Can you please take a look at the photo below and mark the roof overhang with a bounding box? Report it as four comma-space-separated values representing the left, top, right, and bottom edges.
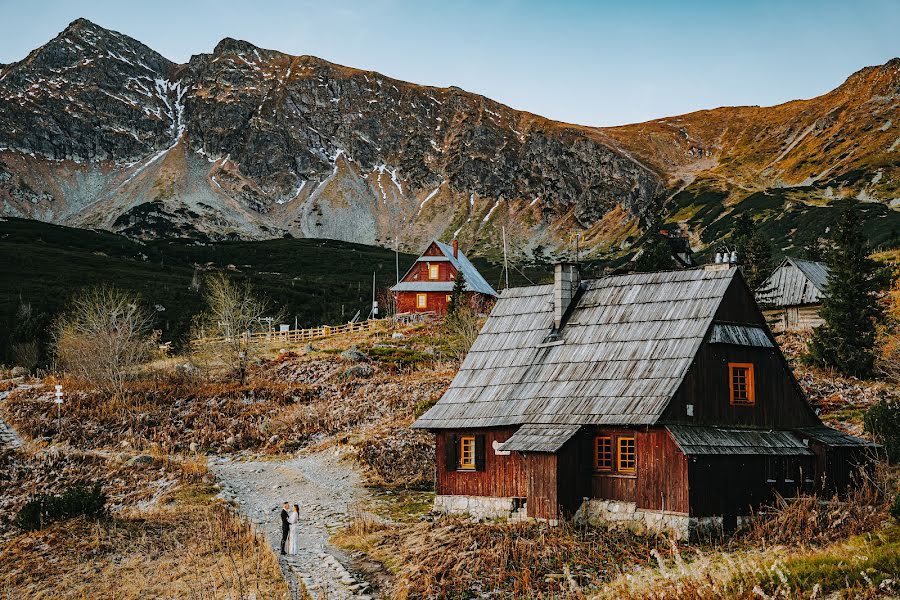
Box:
667, 425, 814, 456
497, 424, 581, 453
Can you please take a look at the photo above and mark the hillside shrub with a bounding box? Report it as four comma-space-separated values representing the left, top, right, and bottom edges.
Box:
14, 482, 107, 531
53, 286, 158, 395
865, 398, 900, 463
891, 493, 900, 522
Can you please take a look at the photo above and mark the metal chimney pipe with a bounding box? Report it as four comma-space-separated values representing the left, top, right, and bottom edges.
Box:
730, 250, 738, 264
554, 262, 580, 330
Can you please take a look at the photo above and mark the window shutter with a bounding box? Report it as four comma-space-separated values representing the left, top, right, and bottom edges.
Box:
474, 434, 486, 472
446, 434, 458, 471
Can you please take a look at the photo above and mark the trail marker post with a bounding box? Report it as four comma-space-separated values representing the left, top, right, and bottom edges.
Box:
54, 384, 63, 434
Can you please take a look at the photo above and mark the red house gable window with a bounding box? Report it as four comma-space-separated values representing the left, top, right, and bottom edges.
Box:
729, 362, 755, 406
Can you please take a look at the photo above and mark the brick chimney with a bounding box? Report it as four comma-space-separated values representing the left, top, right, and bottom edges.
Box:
452, 238, 459, 259
554, 262, 580, 330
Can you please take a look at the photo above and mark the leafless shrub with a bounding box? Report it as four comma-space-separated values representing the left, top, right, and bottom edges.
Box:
52, 286, 158, 396
442, 300, 482, 359
191, 273, 273, 382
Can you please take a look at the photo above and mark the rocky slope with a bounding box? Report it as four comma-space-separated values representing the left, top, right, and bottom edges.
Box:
0, 19, 659, 257
1, 18, 897, 258
603, 59, 900, 253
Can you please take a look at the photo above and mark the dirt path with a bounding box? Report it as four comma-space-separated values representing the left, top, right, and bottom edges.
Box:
0, 384, 28, 449
209, 449, 378, 600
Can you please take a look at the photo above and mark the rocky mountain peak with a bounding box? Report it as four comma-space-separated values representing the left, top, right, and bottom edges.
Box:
212, 37, 266, 57
0, 21, 896, 259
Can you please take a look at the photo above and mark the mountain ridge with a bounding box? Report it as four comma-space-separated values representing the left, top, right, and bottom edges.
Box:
1, 18, 897, 259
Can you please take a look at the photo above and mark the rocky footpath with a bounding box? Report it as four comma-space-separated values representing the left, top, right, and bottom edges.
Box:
210, 448, 380, 599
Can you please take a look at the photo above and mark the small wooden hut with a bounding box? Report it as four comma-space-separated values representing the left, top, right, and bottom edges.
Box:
756, 257, 830, 331
413, 263, 874, 538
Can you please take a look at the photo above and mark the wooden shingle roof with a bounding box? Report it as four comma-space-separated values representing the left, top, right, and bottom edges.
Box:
391, 240, 498, 296
413, 267, 739, 430
497, 424, 582, 453
667, 425, 814, 456
757, 257, 829, 307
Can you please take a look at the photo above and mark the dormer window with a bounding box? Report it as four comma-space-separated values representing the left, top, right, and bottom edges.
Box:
729, 362, 755, 406
429, 264, 439, 280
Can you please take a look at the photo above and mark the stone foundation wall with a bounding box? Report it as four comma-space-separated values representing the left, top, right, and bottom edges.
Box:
433, 496, 752, 538
432, 495, 527, 521
574, 500, 756, 540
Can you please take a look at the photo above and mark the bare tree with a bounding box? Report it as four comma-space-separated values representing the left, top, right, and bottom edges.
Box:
54, 286, 158, 395
193, 273, 272, 382
443, 299, 482, 360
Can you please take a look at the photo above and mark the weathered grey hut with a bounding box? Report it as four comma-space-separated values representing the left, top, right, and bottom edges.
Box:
413, 263, 874, 538
756, 257, 830, 331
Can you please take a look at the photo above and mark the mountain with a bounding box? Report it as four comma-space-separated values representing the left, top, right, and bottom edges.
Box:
604, 58, 900, 253
1, 19, 898, 260
0, 19, 659, 258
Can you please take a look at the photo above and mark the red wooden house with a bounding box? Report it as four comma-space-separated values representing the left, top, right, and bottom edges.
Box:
392, 239, 498, 314
413, 263, 876, 538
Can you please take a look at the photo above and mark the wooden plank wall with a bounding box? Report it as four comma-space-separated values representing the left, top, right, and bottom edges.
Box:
688, 455, 816, 516
763, 306, 824, 332
526, 453, 558, 520
666, 344, 820, 428
587, 427, 689, 514
555, 439, 592, 518
664, 277, 820, 429
435, 428, 526, 498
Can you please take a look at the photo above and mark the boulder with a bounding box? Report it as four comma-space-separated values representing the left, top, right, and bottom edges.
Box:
343, 364, 374, 379
125, 455, 155, 467
340, 347, 369, 362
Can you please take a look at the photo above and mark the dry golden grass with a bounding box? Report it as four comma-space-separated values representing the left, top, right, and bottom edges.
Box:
0, 501, 289, 599
335, 517, 665, 599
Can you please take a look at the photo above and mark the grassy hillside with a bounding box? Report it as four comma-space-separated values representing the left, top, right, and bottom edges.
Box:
666, 183, 900, 259
0, 217, 554, 364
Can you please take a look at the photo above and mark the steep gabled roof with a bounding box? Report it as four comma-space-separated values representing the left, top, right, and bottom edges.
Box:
757, 257, 829, 307
391, 240, 498, 296
413, 267, 738, 430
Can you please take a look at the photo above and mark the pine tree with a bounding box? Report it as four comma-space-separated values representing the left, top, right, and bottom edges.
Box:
730, 214, 773, 290
808, 208, 888, 378
634, 233, 674, 272
447, 270, 467, 316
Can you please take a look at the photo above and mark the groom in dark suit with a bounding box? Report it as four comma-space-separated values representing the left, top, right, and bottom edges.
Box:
280, 502, 290, 555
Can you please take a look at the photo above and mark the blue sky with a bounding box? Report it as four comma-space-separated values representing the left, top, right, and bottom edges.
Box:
1, 0, 897, 126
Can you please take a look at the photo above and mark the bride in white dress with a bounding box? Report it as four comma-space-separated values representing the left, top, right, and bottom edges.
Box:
287, 504, 300, 554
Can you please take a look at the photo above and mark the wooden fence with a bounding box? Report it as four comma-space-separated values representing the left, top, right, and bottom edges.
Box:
195, 318, 390, 346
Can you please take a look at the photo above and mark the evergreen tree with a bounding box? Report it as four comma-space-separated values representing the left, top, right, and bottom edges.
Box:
802, 238, 825, 262
447, 270, 467, 316
634, 233, 674, 272
730, 214, 773, 290
808, 208, 888, 378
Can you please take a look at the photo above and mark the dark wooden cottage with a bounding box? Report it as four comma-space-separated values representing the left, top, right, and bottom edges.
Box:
392, 239, 498, 315
756, 257, 830, 331
413, 264, 874, 537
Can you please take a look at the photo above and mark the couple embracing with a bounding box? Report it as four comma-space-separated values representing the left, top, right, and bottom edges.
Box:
280, 502, 300, 555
